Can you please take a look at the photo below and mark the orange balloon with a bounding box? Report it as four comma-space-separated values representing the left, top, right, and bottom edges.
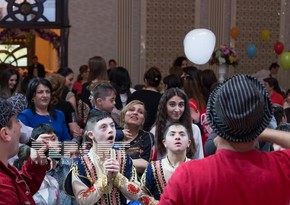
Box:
231, 27, 239, 40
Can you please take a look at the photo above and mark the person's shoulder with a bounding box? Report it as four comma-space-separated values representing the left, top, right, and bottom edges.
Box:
55, 109, 66, 118
19, 109, 32, 115
191, 123, 201, 134
269, 149, 290, 158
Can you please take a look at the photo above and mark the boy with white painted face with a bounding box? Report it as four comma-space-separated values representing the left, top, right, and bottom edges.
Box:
64, 111, 141, 205
139, 123, 191, 205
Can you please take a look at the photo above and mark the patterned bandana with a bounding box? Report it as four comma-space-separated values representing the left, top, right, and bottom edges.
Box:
0, 98, 18, 128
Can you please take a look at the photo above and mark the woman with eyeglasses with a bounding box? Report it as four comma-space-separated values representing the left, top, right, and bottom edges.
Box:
18, 77, 71, 142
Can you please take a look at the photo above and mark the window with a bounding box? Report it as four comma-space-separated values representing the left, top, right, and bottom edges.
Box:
0, 0, 56, 22
0, 43, 28, 67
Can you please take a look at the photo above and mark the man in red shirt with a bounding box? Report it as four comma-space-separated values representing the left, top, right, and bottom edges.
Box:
0, 98, 50, 205
159, 75, 290, 205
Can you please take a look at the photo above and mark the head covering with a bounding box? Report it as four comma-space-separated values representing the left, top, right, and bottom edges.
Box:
0, 98, 19, 128
7, 93, 28, 114
206, 74, 273, 142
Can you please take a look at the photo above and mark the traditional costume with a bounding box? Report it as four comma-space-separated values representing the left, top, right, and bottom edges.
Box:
64, 148, 141, 205
139, 157, 190, 205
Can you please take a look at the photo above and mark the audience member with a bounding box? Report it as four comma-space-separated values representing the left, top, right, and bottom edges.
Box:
72, 65, 89, 97
182, 66, 211, 150
46, 74, 82, 141
57, 67, 78, 119
139, 123, 191, 204
27, 56, 46, 78
162, 74, 182, 91
0, 68, 20, 98
263, 77, 284, 106
151, 88, 203, 160
168, 56, 189, 78
80, 56, 109, 108
172, 56, 188, 69
107, 59, 117, 75
160, 74, 290, 205
252, 62, 280, 82
14, 124, 61, 205
0, 98, 50, 205
63, 112, 141, 205
120, 100, 154, 176
89, 82, 124, 141
109, 66, 135, 110
128, 67, 162, 131
18, 77, 71, 142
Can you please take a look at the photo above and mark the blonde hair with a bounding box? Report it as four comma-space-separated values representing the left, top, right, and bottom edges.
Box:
119, 100, 146, 128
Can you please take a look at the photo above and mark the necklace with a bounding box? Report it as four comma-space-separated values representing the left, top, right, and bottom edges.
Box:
166, 155, 186, 169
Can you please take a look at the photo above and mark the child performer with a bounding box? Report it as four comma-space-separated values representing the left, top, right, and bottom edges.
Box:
139, 122, 191, 205
64, 111, 141, 205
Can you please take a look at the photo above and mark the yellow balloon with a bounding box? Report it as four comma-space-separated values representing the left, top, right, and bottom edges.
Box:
261, 29, 270, 41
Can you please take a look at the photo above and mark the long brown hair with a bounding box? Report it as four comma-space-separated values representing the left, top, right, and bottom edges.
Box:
155, 88, 196, 158
88, 56, 108, 83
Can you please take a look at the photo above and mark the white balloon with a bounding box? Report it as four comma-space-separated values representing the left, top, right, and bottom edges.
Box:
184, 29, 216, 65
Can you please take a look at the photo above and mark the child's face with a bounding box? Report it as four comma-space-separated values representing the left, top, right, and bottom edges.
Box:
97, 91, 116, 113
90, 117, 116, 145
163, 124, 191, 153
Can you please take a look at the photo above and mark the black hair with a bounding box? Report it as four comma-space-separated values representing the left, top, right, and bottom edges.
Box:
269, 62, 280, 70
109, 66, 132, 109
31, 123, 55, 140
0, 68, 20, 98
173, 56, 187, 67
26, 77, 56, 119
163, 74, 182, 90
57, 67, 74, 77
263, 77, 283, 95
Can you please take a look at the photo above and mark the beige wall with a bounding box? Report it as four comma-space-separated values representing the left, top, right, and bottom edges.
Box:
68, 0, 117, 74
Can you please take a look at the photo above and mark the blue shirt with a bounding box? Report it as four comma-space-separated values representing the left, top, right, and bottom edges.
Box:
18, 109, 71, 142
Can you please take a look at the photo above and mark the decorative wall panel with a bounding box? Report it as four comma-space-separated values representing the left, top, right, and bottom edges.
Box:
235, 0, 280, 74
145, 1, 195, 77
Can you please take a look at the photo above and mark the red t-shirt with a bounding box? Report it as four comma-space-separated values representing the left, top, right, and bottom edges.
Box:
160, 149, 290, 205
271, 91, 284, 106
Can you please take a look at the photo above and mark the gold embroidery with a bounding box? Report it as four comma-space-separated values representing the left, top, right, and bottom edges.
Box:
113, 173, 123, 188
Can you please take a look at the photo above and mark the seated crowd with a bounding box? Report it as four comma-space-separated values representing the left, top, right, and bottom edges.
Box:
0, 58, 289, 205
